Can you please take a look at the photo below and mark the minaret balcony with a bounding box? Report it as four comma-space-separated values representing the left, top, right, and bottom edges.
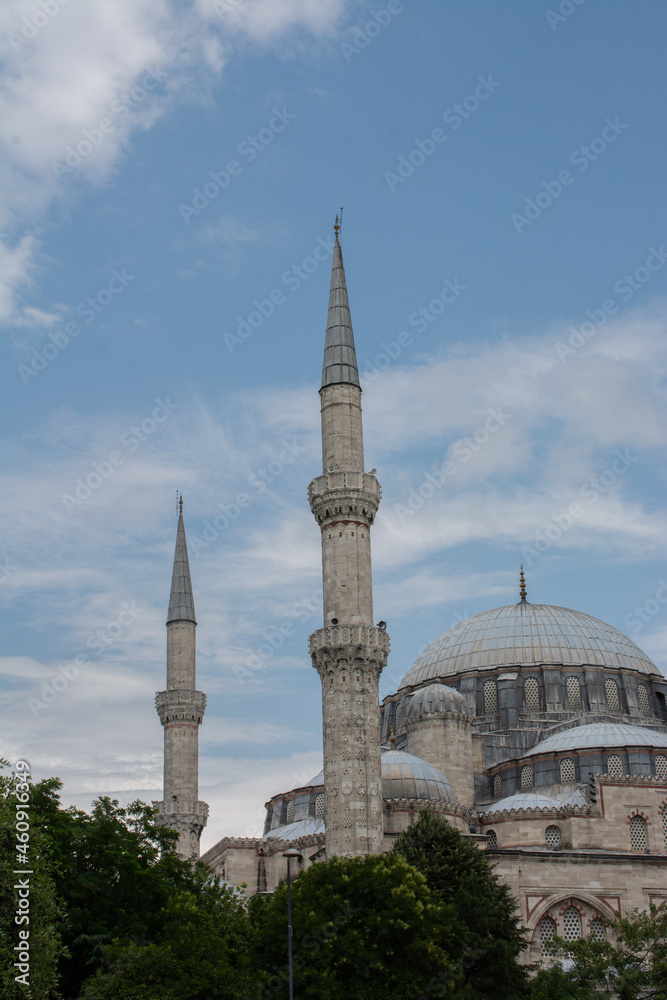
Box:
153, 799, 209, 825
308, 471, 381, 525
155, 688, 207, 724
309, 624, 390, 655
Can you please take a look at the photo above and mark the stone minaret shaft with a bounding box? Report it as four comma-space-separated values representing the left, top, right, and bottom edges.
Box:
154, 499, 208, 857
309, 222, 389, 857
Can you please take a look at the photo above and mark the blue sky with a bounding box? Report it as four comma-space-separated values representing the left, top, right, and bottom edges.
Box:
1, 0, 665, 849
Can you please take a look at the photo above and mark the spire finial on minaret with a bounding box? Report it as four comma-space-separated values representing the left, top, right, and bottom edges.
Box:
167, 498, 196, 625
519, 564, 527, 601
321, 211, 360, 391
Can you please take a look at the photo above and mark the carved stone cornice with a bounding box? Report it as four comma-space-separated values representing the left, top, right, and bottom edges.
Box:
309, 624, 390, 666
308, 471, 381, 526
153, 798, 209, 829
155, 688, 207, 725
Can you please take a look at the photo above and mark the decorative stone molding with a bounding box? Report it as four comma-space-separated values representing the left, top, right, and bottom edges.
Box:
309, 625, 390, 657
155, 688, 207, 724
308, 471, 381, 526
153, 798, 209, 823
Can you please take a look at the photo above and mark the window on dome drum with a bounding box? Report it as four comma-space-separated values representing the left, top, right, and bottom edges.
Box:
662, 806, 667, 850
285, 799, 295, 823
315, 793, 325, 818
494, 774, 502, 798
605, 678, 620, 711
560, 758, 575, 782
540, 916, 557, 953
629, 815, 647, 851
486, 830, 497, 849
524, 677, 540, 712
637, 684, 650, 716
563, 906, 582, 942
656, 755, 667, 779
589, 917, 606, 941
607, 754, 623, 777
566, 676, 582, 710
484, 680, 498, 715
521, 764, 533, 790
545, 825, 561, 849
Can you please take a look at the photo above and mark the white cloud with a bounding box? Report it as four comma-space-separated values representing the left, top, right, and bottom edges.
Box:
0, 0, 351, 327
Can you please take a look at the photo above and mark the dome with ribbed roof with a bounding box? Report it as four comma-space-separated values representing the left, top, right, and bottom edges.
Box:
400, 602, 658, 689
404, 683, 470, 718
522, 722, 667, 757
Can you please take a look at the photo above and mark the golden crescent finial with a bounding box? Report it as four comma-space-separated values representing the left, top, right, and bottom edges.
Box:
389, 725, 396, 749
519, 564, 527, 601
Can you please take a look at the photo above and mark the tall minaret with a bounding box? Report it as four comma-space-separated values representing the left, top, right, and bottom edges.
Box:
154, 496, 208, 857
309, 217, 389, 857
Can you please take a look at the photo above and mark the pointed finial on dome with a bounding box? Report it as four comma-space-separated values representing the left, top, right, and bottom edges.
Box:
519, 564, 527, 601
389, 725, 396, 749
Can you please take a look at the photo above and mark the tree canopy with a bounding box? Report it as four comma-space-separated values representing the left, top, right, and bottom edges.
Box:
529, 904, 667, 1000
392, 808, 529, 1000
249, 850, 456, 999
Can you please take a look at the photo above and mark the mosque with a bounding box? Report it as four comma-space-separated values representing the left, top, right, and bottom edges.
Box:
154, 220, 667, 964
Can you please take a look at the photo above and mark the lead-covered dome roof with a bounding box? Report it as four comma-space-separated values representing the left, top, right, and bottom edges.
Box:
523, 722, 667, 758
404, 683, 470, 718
400, 602, 658, 689
381, 749, 457, 802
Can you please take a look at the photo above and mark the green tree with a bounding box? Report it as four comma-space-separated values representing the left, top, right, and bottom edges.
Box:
530, 905, 667, 1000
79, 870, 257, 1000
0, 761, 65, 1000
392, 808, 529, 1000
250, 852, 455, 999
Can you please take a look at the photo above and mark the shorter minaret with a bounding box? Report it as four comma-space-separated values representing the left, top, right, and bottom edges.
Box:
154, 496, 208, 857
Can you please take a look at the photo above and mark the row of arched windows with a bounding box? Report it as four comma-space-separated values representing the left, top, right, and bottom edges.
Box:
488, 811, 667, 852
540, 908, 606, 951
284, 793, 325, 825
509, 676, 653, 716
495, 754, 667, 796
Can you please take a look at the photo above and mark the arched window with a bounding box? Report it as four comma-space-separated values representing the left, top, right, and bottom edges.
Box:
589, 917, 606, 941
494, 773, 502, 799
566, 676, 582, 709
605, 678, 620, 711
637, 684, 650, 716
315, 793, 325, 818
629, 814, 647, 851
285, 799, 295, 823
521, 764, 533, 790
662, 806, 667, 849
484, 680, 498, 715
545, 825, 561, 849
656, 755, 667, 779
607, 754, 623, 776
560, 758, 575, 782
540, 916, 557, 953
563, 905, 582, 942
486, 830, 497, 849
524, 677, 540, 712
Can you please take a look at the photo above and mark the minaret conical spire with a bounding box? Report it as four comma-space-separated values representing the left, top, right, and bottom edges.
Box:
321, 216, 360, 390
167, 495, 196, 625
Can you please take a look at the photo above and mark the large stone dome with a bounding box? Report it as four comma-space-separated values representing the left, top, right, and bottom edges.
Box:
400, 601, 659, 689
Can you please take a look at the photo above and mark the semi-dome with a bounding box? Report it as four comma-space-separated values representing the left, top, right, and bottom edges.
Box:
400, 602, 658, 689
523, 722, 667, 758
404, 682, 469, 718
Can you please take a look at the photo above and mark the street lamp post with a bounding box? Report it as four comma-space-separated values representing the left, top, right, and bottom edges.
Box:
282, 848, 302, 1000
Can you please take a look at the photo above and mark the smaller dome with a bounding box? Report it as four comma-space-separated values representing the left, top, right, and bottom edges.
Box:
381, 748, 457, 803
405, 683, 469, 718
523, 722, 667, 758
483, 792, 561, 814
